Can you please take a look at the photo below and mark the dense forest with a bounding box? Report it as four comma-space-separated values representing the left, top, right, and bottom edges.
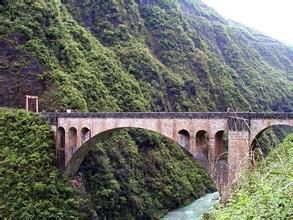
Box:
1, 0, 292, 112
0, 0, 292, 219
0, 109, 90, 218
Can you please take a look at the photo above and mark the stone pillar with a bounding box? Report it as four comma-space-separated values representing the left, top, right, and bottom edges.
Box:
76, 130, 82, 150
189, 134, 196, 155
208, 137, 216, 176
228, 130, 250, 181
65, 130, 71, 166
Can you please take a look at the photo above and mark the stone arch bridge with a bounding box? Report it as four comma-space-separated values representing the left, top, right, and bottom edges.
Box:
45, 112, 292, 188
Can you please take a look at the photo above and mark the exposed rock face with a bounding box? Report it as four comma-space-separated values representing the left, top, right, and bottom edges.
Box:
0, 38, 46, 108
70, 173, 86, 192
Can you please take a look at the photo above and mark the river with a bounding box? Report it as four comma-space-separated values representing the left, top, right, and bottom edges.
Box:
162, 192, 220, 220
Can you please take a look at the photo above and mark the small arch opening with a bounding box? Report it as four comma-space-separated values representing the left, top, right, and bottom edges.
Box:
81, 127, 91, 144
178, 129, 191, 149
56, 127, 65, 170
215, 130, 228, 161
213, 130, 229, 187
195, 130, 209, 170
69, 127, 78, 156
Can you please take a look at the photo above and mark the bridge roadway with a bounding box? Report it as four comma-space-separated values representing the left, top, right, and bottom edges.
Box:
44, 111, 293, 190
45, 111, 293, 120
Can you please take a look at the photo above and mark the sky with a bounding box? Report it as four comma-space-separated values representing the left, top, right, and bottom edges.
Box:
202, 0, 293, 45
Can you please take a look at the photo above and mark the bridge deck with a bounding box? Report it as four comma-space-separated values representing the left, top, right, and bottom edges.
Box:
43, 112, 293, 125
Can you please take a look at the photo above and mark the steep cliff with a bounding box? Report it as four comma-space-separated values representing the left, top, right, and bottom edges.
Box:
0, 0, 292, 112
64, 0, 293, 112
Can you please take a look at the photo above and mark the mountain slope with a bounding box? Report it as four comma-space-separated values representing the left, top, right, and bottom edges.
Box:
1, 0, 292, 112
1, 0, 292, 218
64, 0, 293, 112
0, 1, 148, 112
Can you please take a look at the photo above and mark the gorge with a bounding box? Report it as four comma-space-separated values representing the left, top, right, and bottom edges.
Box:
0, 0, 292, 219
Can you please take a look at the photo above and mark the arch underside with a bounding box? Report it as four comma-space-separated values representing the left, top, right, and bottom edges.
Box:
178, 129, 191, 150
63, 128, 231, 190
64, 127, 183, 177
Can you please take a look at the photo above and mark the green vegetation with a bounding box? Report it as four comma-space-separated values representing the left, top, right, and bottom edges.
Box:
64, 0, 293, 112
208, 134, 293, 219
81, 129, 215, 219
0, 1, 148, 112
1, 0, 292, 112
1, 0, 292, 219
0, 108, 216, 219
0, 108, 90, 219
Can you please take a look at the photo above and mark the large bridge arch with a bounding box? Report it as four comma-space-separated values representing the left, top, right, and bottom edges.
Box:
64, 126, 194, 177
250, 120, 293, 146
250, 124, 293, 151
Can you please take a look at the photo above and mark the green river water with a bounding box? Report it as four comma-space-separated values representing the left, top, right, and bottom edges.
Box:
162, 192, 220, 220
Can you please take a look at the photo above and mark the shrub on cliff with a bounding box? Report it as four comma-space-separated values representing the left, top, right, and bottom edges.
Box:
210, 134, 293, 219
0, 109, 89, 219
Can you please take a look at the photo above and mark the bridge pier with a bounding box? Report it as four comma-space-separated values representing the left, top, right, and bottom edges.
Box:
228, 130, 250, 181
65, 132, 71, 165
208, 137, 216, 175
189, 133, 197, 155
